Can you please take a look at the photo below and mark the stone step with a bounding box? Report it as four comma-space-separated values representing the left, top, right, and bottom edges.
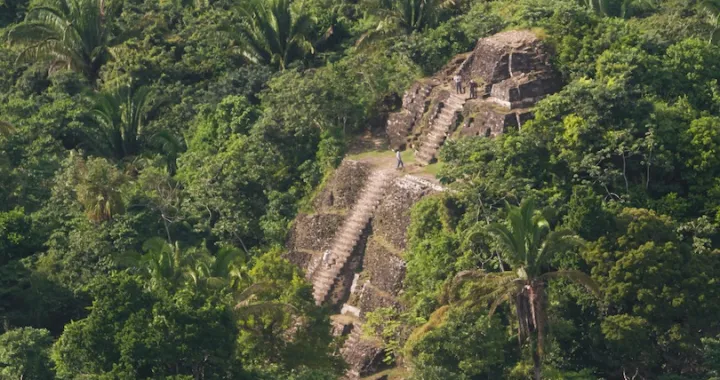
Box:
334, 243, 355, 254
315, 279, 334, 290
338, 230, 361, 241
428, 132, 447, 143
418, 148, 436, 160
331, 240, 356, 251
316, 277, 333, 287
419, 149, 437, 160
317, 271, 336, 282
436, 113, 453, 122
347, 212, 370, 223
433, 114, 453, 123
346, 219, 366, 230
312, 169, 393, 305
428, 130, 447, 140
354, 201, 377, 211
315, 282, 333, 293
334, 231, 359, 242
415, 153, 432, 165
358, 195, 381, 204
444, 102, 463, 110
425, 138, 442, 149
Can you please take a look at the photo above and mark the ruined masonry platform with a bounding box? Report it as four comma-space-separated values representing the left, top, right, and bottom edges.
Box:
311, 169, 393, 305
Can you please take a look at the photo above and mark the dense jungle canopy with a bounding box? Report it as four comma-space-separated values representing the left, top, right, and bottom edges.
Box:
4, 0, 720, 378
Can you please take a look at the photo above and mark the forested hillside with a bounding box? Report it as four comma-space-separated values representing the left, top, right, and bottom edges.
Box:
3, 0, 720, 378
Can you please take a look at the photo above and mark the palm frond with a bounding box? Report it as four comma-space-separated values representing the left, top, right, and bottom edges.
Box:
405, 305, 450, 353
540, 270, 601, 296
234, 281, 278, 305
9, 0, 110, 81
234, 0, 313, 69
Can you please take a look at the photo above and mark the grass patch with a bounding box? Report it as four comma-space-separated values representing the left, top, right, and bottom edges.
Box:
421, 162, 443, 176
401, 150, 417, 165
370, 235, 404, 257
346, 149, 394, 161
297, 167, 335, 214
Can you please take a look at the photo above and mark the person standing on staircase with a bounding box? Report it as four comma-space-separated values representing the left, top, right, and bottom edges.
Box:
394, 149, 404, 170
469, 79, 477, 99
322, 249, 331, 268
453, 74, 463, 94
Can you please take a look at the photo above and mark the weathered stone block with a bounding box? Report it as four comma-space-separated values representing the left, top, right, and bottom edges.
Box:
372, 176, 440, 250
459, 100, 537, 137
313, 160, 372, 211
461, 30, 553, 84
363, 238, 405, 296
357, 283, 402, 316
343, 338, 385, 377
286, 213, 345, 253
386, 81, 437, 150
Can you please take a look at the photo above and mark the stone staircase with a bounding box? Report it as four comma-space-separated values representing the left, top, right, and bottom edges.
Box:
312, 170, 393, 305
415, 90, 468, 165
341, 323, 364, 379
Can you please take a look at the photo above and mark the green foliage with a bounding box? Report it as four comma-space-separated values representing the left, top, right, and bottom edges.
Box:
0, 327, 54, 380
85, 84, 167, 162
360, 0, 454, 35
404, 196, 459, 314
235, 0, 315, 70
52, 272, 238, 379
407, 307, 507, 378
0, 207, 35, 264
8, 0, 112, 81
586, 208, 720, 374
363, 307, 407, 364
704, 334, 720, 380
72, 155, 127, 223
6, 0, 720, 377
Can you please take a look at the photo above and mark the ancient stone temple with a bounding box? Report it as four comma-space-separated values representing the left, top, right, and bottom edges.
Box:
386, 30, 562, 164
285, 160, 443, 378
284, 29, 564, 379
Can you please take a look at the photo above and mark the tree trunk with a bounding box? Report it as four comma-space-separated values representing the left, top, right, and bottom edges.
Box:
533, 347, 542, 380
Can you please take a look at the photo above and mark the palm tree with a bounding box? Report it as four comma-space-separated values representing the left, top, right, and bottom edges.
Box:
701, 0, 720, 44
189, 247, 247, 290
74, 155, 126, 223
119, 237, 198, 290
578, 0, 655, 19
85, 84, 159, 162
355, 0, 455, 47
233, 281, 298, 315
7, 0, 112, 82
235, 0, 314, 70
448, 199, 599, 380
381, 0, 441, 32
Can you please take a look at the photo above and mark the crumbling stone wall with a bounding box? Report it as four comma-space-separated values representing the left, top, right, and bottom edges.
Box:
385, 29, 562, 147
460, 30, 553, 84
285, 160, 372, 279
458, 101, 534, 138
313, 160, 372, 211
386, 80, 438, 150
355, 176, 443, 315
285, 166, 443, 379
